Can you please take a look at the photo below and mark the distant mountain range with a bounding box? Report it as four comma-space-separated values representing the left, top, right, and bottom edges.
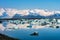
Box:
0, 8, 60, 19
12, 13, 60, 19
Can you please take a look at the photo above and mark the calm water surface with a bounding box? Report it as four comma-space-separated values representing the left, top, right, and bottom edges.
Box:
1, 28, 60, 40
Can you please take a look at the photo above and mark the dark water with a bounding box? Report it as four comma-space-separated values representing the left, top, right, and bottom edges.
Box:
1, 28, 60, 40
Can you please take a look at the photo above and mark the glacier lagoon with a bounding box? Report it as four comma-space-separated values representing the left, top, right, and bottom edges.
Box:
0, 19, 60, 40
1, 28, 60, 40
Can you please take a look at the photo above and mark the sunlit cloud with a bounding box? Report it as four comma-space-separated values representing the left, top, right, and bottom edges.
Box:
5, 8, 17, 17
4, 8, 57, 16
34, 9, 54, 16
55, 11, 60, 14
0, 8, 60, 17
17, 9, 29, 16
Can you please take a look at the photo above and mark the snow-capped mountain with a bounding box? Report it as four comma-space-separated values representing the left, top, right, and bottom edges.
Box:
0, 8, 60, 18
0, 12, 9, 19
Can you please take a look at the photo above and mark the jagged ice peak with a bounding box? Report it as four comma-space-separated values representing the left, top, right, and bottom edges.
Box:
0, 8, 60, 17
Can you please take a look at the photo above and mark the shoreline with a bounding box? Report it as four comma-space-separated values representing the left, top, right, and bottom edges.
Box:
0, 33, 19, 40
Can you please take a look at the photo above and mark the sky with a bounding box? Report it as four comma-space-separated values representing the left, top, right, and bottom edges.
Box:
0, 0, 60, 10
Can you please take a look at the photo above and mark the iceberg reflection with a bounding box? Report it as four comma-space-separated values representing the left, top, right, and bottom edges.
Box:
0, 19, 60, 31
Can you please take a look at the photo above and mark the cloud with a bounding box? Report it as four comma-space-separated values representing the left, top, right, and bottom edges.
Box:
17, 9, 29, 16
0, 8, 60, 17
34, 9, 54, 16
5, 8, 17, 17
55, 11, 60, 14
5, 8, 56, 17
5, 8, 30, 17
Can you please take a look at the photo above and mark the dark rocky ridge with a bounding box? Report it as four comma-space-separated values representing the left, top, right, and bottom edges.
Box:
0, 33, 19, 40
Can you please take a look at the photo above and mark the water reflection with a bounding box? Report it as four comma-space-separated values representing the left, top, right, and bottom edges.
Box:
0, 19, 60, 31
0, 19, 60, 40
1, 28, 60, 40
